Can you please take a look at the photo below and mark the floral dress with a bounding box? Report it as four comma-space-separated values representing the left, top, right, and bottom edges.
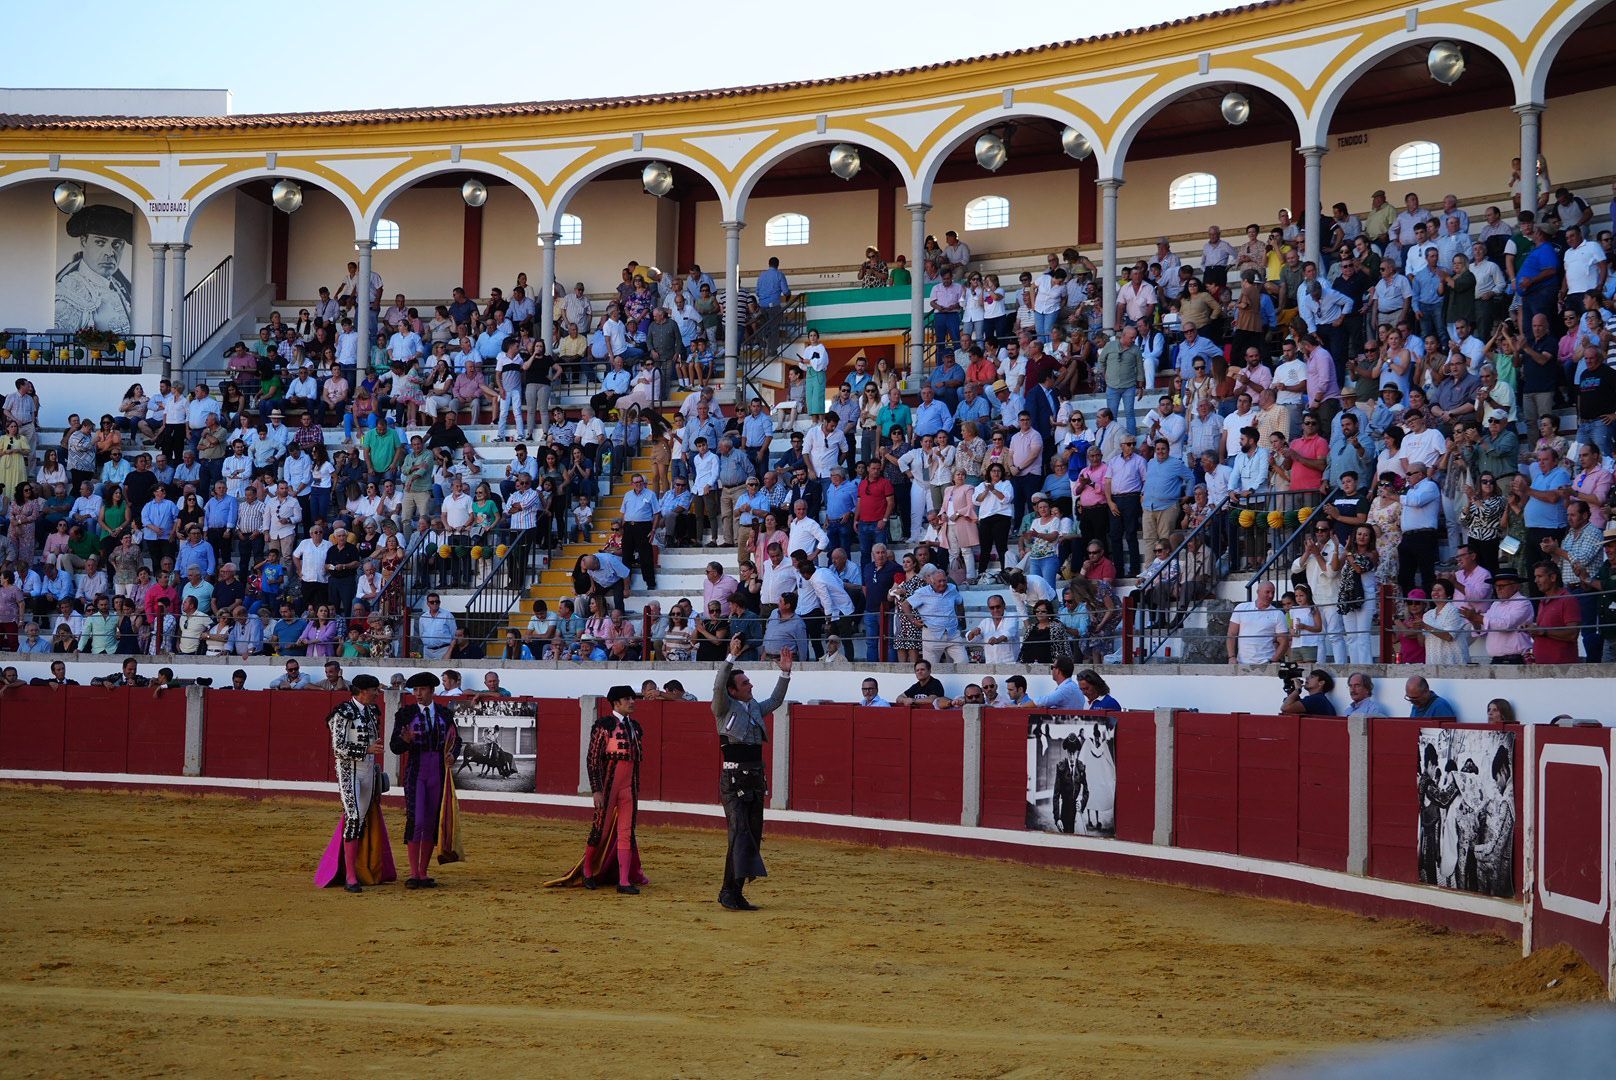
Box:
1367, 496, 1402, 593
892, 573, 925, 651
8, 496, 43, 566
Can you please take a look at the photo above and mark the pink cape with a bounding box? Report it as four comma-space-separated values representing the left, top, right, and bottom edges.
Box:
313, 797, 397, 888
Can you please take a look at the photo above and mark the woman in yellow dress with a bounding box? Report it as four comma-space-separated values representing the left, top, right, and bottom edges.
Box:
0, 421, 31, 499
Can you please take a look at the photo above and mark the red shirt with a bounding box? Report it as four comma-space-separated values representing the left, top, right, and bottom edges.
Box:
1288, 434, 1330, 492
856, 477, 894, 523
1531, 591, 1581, 664
967, 359, 999, 385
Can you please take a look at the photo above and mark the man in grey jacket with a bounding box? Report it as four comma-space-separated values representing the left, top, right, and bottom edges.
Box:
711, 636, 794, 910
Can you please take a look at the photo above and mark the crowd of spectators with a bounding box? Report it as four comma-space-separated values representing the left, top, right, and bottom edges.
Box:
3, 178, 1613, 669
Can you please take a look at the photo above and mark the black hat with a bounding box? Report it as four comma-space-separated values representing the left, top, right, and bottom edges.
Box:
1493, 570, 1523, 584
1062, 733, 1081, 752
66, 203, 134, 243
351, 674, 382, 691
404, 672, 441, 690
605, 684, 639, 703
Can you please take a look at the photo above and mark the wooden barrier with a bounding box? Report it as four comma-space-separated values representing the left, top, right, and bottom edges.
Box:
1531, 725, 1611, 985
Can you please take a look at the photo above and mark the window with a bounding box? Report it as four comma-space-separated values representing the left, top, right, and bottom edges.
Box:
764, 212, 810, 246
1168, 173, 1218, 211
557, 213, 582, 247
1390, 140, 1441, 182
964, 195, 1010, 231
373, 218, 400, 251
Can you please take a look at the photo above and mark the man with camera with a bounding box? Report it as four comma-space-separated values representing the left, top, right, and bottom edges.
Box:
1279, 667, 1340, 716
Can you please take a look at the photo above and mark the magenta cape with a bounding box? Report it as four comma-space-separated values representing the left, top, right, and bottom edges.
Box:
313, 795, 398, 888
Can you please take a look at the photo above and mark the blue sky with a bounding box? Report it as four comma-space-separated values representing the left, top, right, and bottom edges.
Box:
5, 0, 1233, 115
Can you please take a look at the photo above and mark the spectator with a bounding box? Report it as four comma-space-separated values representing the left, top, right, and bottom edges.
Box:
1343, 672, 1390, 719
1228, 581, 1290, 666
893, 660, 946, 707
268, 658, 311, 690
1281, 668, 1339, 715
416, 593, 456, 660
1404, 676, 1456, 718
1528, 559, 1582, 664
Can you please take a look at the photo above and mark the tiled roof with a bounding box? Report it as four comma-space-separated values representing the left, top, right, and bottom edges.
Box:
0, 2, 1291, 132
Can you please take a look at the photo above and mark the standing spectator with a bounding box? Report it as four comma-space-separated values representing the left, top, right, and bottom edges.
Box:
1098, 326, 1145, 435
1540, 499, 1605, 662
1397, 461, 1441, 593
1227, 580, 1289, 666
416, 593, 456, 660
1523, 446, 1571, 556
1527, 561, 1581, 664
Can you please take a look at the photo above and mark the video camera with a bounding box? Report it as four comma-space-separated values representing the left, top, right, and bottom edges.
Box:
1277, 661, 1304, 694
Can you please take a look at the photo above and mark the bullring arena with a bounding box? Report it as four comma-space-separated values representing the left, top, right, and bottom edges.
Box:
0, 786, 1602, 1078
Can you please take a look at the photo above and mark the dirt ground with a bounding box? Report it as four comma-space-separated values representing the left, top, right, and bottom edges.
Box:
0, 786, 1601, 1078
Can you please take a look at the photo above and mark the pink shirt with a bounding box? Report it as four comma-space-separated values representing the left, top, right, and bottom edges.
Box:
1009, 429, 1044, 476
1306, 348, 1339, 403
1572, 467, 1612, 528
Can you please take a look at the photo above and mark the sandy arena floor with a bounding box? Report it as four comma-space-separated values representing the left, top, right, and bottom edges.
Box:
0, 786, 1601, 1078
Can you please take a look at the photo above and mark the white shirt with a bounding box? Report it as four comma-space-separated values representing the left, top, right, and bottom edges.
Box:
800, 343, 829, 373
573, 416, 604, 448
1223, 409, 1256, 457
1273, 358, 1309, 405
265, 495, 301, 540
1032, 272, 1064, 314
759, 558, 800, 605
787, 515, 829, 560
293, 538, 331, 583
162, 392, 188, 424
1400, 427, 1446, 469
1564, 240, 1608, 294
803, 426, 846, 476
1230, 601, 1288, 664
441, 491, 474, 531
972, 614, 1021, 664
690, 451, 719, 495
806, 566, 854, 618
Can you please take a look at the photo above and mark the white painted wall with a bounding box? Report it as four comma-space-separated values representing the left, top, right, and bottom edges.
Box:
1, 654, 1607, 727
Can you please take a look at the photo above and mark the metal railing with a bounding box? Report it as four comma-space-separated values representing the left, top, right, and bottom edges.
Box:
370, 528, 426, 658
739, 293, 808, 402
181, 256, 233, 363
1244, 486, 1337, 601
1121, 497, 1228, 663
0, 331, 165, 373
460, 528, 544, 649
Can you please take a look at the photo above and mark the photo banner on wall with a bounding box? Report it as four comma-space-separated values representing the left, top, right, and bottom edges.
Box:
1026, 714, 1117, 838
449, 698, 538, 793
1417, 727, 1516, 898
55, 196, 136, 334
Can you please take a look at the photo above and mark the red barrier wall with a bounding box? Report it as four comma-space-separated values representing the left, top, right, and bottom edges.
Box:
979, 708, 1028, 830
1532, 726, 1610, 982
64, 686, 131, 775
534, 698, 581, 796
1238, 713, 1300, 863
267, 691, 343, 783
203, 690, 272, 779
791, 705, 855, 816
1297, 717, 1350, 871
1175, 713, 1239, 854
1113, 712, 1156, 845
909, 710, 964, 825
0, 686, 69, 772
126, 688, 188, 776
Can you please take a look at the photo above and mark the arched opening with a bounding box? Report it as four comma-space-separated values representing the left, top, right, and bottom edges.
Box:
764, 212, 811, 247
1532, 0, 1616, 215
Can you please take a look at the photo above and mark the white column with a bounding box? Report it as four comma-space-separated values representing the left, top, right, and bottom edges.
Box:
722, 219, 744, 405
538, 231, 559, 345
1097, 179, 1123, 331
166, 243, 189, 380
906, 202, 929, 373
355, 239, 375, 367
1299, 145, 1326, 267
147, 243, 168, 342
1513, 103, 1544, 215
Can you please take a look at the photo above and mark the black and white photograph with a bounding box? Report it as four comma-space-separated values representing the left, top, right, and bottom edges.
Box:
448, 698, 538, 793
1416, 728, 1516, 898
54, 197, 135, 334
1026, 714, 1117, 838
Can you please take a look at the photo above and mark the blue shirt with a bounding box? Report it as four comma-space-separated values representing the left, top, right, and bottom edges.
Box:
1039, 678, 1086, 709
912, 399, 954, 438
716, 450, 754, 487
1515, 241, 1560, 299
1409, 695, 1457, 719
203, 495, 238, 530
741, 412, 775, 449
590, 551, 629, 586
954, 394, 992, 434
1412, 266, 1444, 306
140, 498, 178, 542
601, 368, 631, 394
755, 267, 790, 307
906, 583, 961, 633
1400, 477, 1441, 530
1525, 464, 1571, 529
620, 488, 659, 522
1142, 457, 1193, 511
271, 617, 307, 650
175, 539, 217, 579
824, 479, 858, 522
658, 489, 692, 516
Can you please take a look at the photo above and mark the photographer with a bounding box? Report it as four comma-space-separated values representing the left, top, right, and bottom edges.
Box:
1280, 667, 1340, 716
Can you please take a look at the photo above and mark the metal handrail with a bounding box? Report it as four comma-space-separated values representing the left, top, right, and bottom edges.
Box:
1123, 495, 1228, 663
0, 331, 165, 373
181, 256, 233, 363
460, 527, 543, 649
371, 528, 426, 658
739, 293, 808, 402
1244, 486, 1338, 601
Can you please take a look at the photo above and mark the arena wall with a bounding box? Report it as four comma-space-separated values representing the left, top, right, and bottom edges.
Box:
3, 682, 1607, 995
